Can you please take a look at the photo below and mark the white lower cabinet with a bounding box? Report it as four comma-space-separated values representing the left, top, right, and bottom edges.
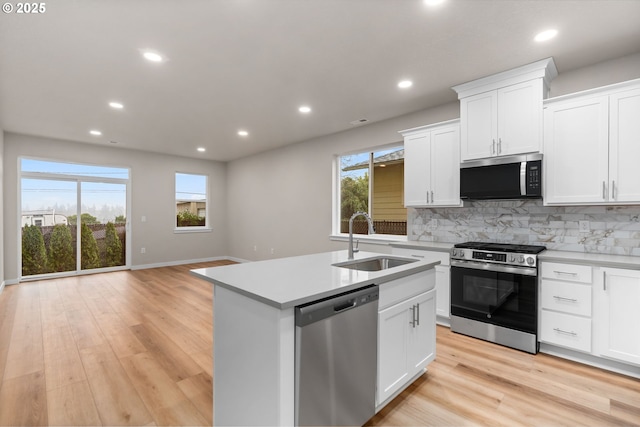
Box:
391, 247, 450, 321
539, 261, 593, 353
540, 261, 640, 374
594, 268, 640, 366
377, 274, 435, 408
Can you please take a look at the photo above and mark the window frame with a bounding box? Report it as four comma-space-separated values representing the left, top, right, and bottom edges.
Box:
174, 171, 211, 233
331, 143, 407, 242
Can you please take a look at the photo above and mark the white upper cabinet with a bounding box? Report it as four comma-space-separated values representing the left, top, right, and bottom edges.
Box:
544, 80, 640, 205
400, 120, 461, 207
453, 58, 557, 162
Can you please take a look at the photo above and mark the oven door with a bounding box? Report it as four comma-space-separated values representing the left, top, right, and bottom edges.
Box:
450, 260, 537, 334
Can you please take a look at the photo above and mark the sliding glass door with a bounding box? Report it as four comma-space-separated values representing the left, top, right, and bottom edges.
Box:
20, 158, 130, 279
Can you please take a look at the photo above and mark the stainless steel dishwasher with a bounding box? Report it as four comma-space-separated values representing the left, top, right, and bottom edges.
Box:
295, 285, 379, 426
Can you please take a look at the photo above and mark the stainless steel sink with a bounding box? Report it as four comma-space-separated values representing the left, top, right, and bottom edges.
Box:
333, 256, 417, 272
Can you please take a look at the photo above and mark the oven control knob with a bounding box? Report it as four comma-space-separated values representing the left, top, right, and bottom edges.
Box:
518, 256, 525, 263
526, 257, 534, 266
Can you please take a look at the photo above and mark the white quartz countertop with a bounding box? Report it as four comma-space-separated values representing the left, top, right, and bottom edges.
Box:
540, 250, 640, 270
191, 250, 439, 309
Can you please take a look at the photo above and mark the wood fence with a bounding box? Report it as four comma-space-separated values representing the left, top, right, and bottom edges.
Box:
340, 219, 406, 236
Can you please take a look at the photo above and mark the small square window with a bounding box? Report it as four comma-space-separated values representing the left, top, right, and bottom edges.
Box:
176, 173, 208, 228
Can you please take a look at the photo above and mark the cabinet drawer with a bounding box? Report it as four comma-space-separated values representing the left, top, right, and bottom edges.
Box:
379, 269, 434, 310
540, 280, 592, 316
540, 311, 592, 353
541, 262, 592, 283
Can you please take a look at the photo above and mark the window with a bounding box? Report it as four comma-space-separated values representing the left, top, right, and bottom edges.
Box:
336, 145, 406, 236
20, 158, 129, 278
175, 173, 208, 229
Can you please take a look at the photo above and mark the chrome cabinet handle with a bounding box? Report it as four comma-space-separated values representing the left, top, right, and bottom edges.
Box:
603, 181, 606, 200
603, 271, 607, 291
410, 254, 425, 259
612, 181, 616, 199
409, 306, 415, 328
430, 191, 434, 204
553, 270, 578, 277
416, 303, 420, 326
553, 328, 577, 336
492, 139, 496, 155
553, 295, 578, 302
498, 138, 502, 154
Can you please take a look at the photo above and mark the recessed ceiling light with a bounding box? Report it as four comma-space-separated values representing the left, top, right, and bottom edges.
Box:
398, 80, 413, 89
197, 147, 206, 152
424, 0, 445, 6
142, 51, 164, 62
237, 130, 249, 137
298, 106, 312, 114
89, 130, 102, 136
109, 101, 124, 109
534, 29, 558, 42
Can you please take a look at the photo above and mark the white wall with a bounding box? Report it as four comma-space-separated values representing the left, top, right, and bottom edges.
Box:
226, 52, 640, 262
3, 133, 228, 282
226, 102, 459, 261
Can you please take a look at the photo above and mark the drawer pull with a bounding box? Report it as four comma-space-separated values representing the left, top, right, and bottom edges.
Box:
410, 254, 425, 259
553, 327, 577, 336
553, 270, 578, 277
553, 295, 578, 303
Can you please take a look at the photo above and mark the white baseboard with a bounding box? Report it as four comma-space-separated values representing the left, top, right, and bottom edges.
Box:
131, 256, 248, 271
0, 281, 4, 294
4, 278, 19, 286
539, 343, 640, 379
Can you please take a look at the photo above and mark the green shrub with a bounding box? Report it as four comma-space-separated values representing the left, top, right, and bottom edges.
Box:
22, 225, 47, 276
48, 224, 75, 272
177, 210, 205, 227
105, 222, 123, 267
80, 223, 100, 270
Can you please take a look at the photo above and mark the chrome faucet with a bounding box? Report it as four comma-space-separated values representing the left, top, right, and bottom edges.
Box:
348, 211, 375, 260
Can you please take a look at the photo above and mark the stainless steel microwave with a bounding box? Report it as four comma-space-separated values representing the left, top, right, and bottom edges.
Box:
460, 153, 542, 200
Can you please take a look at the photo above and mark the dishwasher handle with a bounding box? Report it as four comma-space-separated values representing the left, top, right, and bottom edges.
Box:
334, 299, 356, 313
295, 285, 379, 327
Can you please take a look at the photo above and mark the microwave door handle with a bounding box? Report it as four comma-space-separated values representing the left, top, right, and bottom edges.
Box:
520, 161, 527, 196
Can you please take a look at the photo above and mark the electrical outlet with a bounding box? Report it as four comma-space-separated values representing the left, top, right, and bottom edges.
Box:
253, 245, 257, 252
579, 220, 590, 232
270, 248, 275, 255
141, 247, 146, 254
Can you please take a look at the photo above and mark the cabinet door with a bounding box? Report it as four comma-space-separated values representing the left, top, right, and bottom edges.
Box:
407, 289, 436, 374
543, 96, 609, 204
596, 268, 640, 366
460, 91, 497, 161
435, 265, 450, 319
497, 79, 542, 156
377, 300, 410, 405
403, 131, 431, 207
609, 87, 640, 203
430, 125, 461, 206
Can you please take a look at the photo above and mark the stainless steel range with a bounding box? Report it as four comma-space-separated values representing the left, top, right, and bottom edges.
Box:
450, 242, 546, 354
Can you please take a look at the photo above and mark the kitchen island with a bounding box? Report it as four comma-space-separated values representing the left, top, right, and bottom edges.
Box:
192, 250, 439, 426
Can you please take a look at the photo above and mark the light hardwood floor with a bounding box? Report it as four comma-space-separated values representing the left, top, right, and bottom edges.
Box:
0, 262, 638, 426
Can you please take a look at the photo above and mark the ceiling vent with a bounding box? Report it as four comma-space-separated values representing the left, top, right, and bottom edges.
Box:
349, 118, 369, 126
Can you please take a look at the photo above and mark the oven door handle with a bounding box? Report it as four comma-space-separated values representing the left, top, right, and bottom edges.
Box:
451, 259, 538, 276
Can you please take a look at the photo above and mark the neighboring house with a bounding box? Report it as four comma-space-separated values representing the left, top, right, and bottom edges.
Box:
22, 210, 68, 227
176, 200, 206, 218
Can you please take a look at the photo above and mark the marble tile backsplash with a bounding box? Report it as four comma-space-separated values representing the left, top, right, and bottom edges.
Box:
409, 200, 640, 256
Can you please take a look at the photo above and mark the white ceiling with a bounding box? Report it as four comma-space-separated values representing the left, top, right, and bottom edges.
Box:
1, 0, 639, 162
